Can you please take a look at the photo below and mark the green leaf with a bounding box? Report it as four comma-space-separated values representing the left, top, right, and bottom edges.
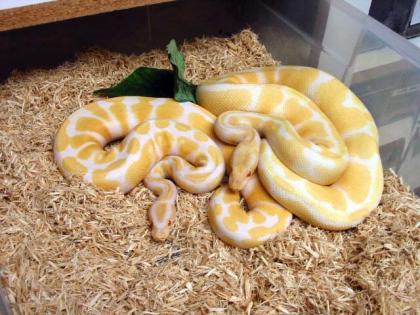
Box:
167, 39, 186, 78
166, 39, 197, 103
94, 67, 174, 97
93, 39, 197, 103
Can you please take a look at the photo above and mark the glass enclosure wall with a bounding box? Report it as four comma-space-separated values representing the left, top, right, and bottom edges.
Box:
238, 0, 420, 194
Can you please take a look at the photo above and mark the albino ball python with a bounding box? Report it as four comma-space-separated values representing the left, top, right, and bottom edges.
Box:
54, 66, 383, 248
199, 66, 383, 231
54, 95, 292, 247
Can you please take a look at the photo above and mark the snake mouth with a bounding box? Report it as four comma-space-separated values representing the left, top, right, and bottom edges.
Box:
151, 227, 170, 242
229, 173, 250, 192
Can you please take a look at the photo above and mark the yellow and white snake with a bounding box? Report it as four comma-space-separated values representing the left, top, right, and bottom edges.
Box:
54, 66, 383, 248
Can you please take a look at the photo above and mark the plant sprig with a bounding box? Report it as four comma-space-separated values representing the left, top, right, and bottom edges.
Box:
94, 39, 197, 103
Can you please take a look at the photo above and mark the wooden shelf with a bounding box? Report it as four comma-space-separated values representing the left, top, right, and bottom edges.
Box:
0, 0, 172, 32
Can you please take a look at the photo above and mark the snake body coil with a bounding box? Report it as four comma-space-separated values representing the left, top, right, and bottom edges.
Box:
54, 66, 383, 248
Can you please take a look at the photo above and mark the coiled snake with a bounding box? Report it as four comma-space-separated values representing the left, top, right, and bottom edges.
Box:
54, 66, 383, 248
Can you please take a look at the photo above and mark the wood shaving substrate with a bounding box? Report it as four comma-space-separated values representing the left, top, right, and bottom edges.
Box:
0, 30, 419, 315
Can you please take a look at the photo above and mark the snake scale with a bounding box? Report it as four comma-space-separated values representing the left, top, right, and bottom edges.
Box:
54, 66, 383, 248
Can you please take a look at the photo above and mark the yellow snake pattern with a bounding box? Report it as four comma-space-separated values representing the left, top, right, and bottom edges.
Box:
54, 66, 383, 248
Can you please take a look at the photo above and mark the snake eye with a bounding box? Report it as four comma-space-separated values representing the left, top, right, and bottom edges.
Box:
247, 171, 252, 177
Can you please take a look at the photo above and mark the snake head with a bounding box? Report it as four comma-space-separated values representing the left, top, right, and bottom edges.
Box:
229, 145, 259, 191
228, 128, 261, 192
149, 201, 176, 242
